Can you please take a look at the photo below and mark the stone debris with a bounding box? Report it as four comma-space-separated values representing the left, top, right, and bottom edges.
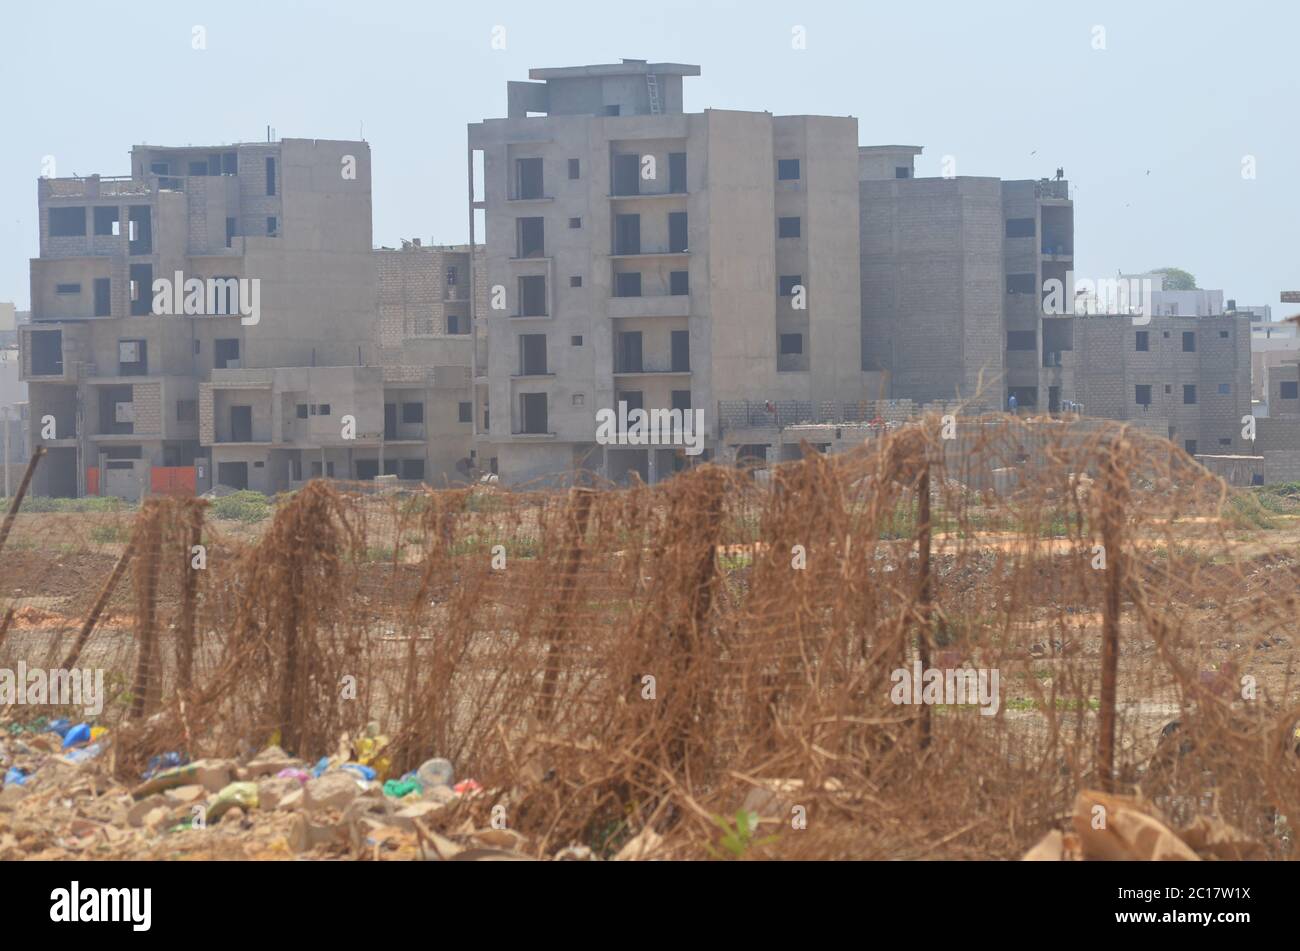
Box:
0, 722, 569, 861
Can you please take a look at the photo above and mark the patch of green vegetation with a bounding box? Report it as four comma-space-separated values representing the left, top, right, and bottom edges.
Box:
1006, 696, 1099, 712
1250, 482, 1300, 517
1, 495, 127, 514
210, 490, 272, 522
1227, 491, 1279, 530
719, 552, 753, 572
90, 523, 130, 544
447, 534, 539, 560
707, 809, 777, 860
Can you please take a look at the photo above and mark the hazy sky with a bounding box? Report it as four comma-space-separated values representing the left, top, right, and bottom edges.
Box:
4, 0, 1297, 314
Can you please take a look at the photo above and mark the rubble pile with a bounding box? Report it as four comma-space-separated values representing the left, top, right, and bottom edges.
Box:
0, 718, 555, 861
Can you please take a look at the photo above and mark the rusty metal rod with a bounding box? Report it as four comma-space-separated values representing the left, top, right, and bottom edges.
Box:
61, 531, 139, 671
0, 447, 46, 560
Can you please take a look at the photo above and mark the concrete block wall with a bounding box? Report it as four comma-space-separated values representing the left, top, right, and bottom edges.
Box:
131, 382, 162, 436
1262, 450, 1300, 484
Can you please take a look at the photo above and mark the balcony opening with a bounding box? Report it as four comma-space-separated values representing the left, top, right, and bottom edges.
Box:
1135, 384, 1152, 407
671, 330, 690, 371
215, 338, 241, 369
515, 157, 543, 199
614, 272, 642, 298
617, 390, 644, 412
384, 403, 398, 439
230, 405, 253, 442
517, 217, 545, 258
217, 461, 249, 490
1041, 204, 1072, 255
118, 338, 148, 376
668, 212, 688, 252
129, 264, 153, 316
519, 333, 548, 375
1006, 273, 1036, 295
30, 330, 63, 375
1005, 217, 1035, 239
669, 152, 687, 193
617, 331, 643, 373
1006, 330, 1036, 351
94, 278, 111, 317
518, 275, 547, 316
99, 385, 134, 435
520, 393, 548, 434
614, 214, 641, 254
128, 206, 152, 254
49, 207, 86, 237
671, 389, 691, 412
612, 154, 640, 196
93, 206, 119, 236
778, 332, 806, 370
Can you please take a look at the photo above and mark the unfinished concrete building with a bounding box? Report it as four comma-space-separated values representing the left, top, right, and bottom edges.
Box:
859, 148, 1074, 412
20, 138, 474, 498
467, 60, 862, 485
1068, 314, 1252, 455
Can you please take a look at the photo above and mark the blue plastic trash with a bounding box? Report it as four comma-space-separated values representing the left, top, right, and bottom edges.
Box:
61, 723, 92, 749
46, 719, 73, 738
3, 766, 28, 786
338, 763, 376, 782
310, 756, 331, 779
65, 743, 104, 765
142, 752, 188, 779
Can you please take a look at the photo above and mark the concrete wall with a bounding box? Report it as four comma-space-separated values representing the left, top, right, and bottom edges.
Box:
860, 176, 1004, 403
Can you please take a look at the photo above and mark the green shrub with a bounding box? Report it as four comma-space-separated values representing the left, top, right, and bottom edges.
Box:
210, 490, 272, 522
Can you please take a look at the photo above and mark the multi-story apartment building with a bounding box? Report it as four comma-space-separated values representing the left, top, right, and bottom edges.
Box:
468, 60, 862, 485
859, 147, 1074, 413
1068, 314, 1252, 455
20, 138, 475, 499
